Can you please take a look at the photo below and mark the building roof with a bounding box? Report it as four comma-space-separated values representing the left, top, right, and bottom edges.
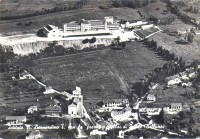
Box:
170, 103, 182, 108
90, 20, 104, 26
19, 71, 29, 76
28, 106, 37, 109
81, 20, 90, 24
104, 98, 128, 104
147, 94, 156, 98
45, 86, 52, 90
46, 25, 53, 31
111, 107, 131, 117
65, 22, 80, 26
107, 22, 119, 26
69, 103, 77, 107
45, 105, 61, 111
128, 19, 147, 23
6, 116, 26, 121
29, 130, 41, 136
140, 103, 168, 108
97, 120, 107, 127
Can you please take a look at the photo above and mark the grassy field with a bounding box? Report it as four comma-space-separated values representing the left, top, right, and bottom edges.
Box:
150, 31, 200, 63
138, 0, 173, 19
0, 7, 141, 35
176, 0, 200, 22
0, 0, 80, 17
31, 42, 166, 109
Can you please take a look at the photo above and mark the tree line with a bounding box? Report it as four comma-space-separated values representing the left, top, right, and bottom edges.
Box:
167, 1, 200, 29
112, 0, 158, 8
131, 39, 187, 99
0, 45, 16, 72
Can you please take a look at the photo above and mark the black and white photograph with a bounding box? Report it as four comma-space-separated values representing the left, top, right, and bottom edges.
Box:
0, 0, 200, 138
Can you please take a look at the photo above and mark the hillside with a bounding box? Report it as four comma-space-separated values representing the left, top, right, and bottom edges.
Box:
0, 0, 81, 17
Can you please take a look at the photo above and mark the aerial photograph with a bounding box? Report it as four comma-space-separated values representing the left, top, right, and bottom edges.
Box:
0, 0, 200, 138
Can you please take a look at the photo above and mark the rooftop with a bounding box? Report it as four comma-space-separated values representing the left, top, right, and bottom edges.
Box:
45, 105, 61, 110
6, 116, 26, 121
111, 107, 131, 116
170, 103, 182, 108
147, 94, 156, 98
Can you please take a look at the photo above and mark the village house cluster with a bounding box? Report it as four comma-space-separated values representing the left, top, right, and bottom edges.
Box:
166, 67, 198, 87
6, 66, 194, 139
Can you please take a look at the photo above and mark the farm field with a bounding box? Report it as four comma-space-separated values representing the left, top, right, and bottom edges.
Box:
31, 42, 166, 109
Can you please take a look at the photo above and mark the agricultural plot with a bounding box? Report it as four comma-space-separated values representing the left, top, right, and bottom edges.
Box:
32, 42, 166, 109
153, 85, 193, 104
0, 72, 52, 112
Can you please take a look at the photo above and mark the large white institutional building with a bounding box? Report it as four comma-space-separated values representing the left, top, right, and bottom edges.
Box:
63, 16, 119, 32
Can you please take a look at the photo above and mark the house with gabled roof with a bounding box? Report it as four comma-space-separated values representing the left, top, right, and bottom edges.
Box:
5, 116, 26, 126
19, 71, 33, 80
163, 103, 182, 114
146, 94, 156, 102
111, 107, 132, 122
68, 103, 77, 115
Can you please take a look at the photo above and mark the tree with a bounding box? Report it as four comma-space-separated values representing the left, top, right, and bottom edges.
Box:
112, 0, 122, 7
122, 42, 126, 48
116, 36, 121, 45
89, 37, 97, 43
82, 38, 89, 44
188, 32, 194, 43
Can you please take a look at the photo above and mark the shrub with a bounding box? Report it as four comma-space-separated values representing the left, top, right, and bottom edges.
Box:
25, 21, 32, 26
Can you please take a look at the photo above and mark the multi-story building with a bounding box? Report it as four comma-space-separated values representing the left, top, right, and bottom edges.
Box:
64, 21, 80, 32
63, 16, 120, 34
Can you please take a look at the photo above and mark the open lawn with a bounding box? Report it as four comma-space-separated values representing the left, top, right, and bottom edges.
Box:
31, 42, 166, 109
